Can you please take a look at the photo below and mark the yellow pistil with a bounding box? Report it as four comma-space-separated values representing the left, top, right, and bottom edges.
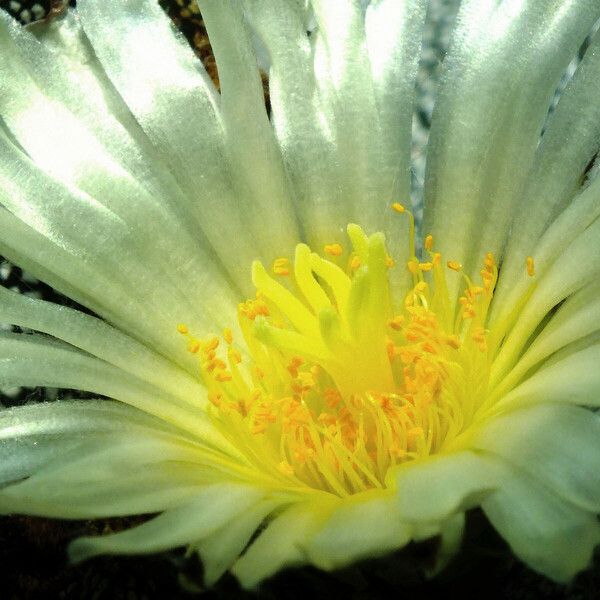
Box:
179, 222, 532, 497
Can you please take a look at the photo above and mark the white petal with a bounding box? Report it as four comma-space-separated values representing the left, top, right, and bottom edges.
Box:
424, 0, 600, 304
491, 216, 600, 386
482, 457, 600, 582
496, 344, 600, 411
241, 0, 350, 247
0, 286, 202, 403
394, 451, 500, 522
473, 404, 600, 512
200, 0, 302, 253
78, 0, 299, 275
69, 484, 265, 561
493, 279, 600, 394
494, 31, 600, 310
305, 491, 412, 570
0, 332, 234, 451
4, 10, 191, 217
195, 498, 281, 586
491, 172, 600, 330
0, 434, 212, 518
0, 135, 240, 365
232, 499, 334, 589
0, 399, 180, 484
311, 0, 387, 233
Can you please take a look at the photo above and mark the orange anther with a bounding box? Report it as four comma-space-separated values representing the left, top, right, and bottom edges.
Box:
324, 243, 343, 257
424, 235, 434, 251
526, 256, 535, 277
447, 260, 462, 271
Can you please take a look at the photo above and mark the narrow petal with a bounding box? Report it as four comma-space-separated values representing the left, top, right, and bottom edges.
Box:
495, 344, 600, 411
0, 134, 240, 365
0, 400, 183, 484
242, 0, 350, 246
0, 435, 213, 518
495, 30, 600, 308
69, 484, 265, 561
491, 215, 600, 385
195, 498, 282, 586
200, 0, 302, 257
232, 499, 334, 589
491, 172, 600, 329
71, 0, 267, 289
0, 332, 234, 451
0, 286, 203, 403
425, 0, 600, 304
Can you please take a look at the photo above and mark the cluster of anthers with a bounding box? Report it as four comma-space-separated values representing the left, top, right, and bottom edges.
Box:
178, 205, 535, 497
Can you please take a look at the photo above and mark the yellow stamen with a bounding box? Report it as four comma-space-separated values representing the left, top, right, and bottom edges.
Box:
180, 223, 533, 497
391, 202, 406, 213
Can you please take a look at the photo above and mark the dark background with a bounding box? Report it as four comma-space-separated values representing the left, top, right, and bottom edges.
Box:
0, 1, 598, 598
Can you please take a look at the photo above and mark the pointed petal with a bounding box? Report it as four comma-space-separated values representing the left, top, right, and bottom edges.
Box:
232, 499, 334, 589
424, 0, 600, 304
0, 286, 202, 403
195, 498, 281, 586
495, 30, 600, 310
69, 484, 265, 561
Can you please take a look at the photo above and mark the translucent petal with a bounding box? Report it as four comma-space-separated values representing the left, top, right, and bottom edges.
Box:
241, 0, 348, 246
424, 0, 600, 304
473, 404, 600, 512
496, 344, 600, 411
0, 332, 233, 450
0, 400, 186, 484
75, 0, 278, 286
0, 434, 213, 518
394, 451, 500, 521
0, 286, 202, 403
495, 31, 600, 309
200, 0, 302, 258
495, 280, 600, 392
195, 498, 281, 586
69, 484, 265, 561
310, 0, 385, 232
232, 499, 334, 589
482, 456, 600, 583
306, 491, 412, 570
491, 216, 600, 385
0, 135, 240, 366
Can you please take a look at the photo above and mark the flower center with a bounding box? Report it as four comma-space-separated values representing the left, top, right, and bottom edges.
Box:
179, 212, 531, 497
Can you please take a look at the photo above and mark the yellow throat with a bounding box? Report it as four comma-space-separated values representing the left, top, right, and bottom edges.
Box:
178, 209, 534, 497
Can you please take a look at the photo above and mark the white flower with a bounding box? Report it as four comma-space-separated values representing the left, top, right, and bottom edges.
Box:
1, 0, 600, 589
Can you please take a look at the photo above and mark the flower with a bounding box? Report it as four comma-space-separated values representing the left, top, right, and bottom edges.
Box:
1, 0, 600, 590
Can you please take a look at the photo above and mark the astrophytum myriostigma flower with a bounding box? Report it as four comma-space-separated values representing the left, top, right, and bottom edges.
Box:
1, 0, 600, 589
